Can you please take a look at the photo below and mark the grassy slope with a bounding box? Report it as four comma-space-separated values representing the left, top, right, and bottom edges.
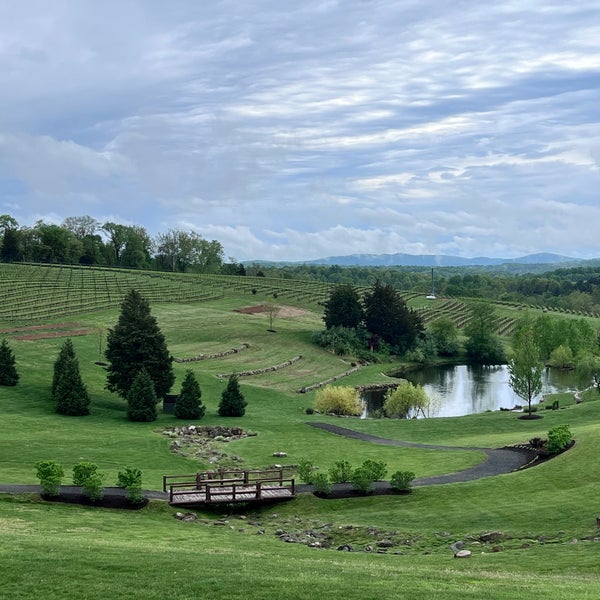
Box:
0, 268, 599, 598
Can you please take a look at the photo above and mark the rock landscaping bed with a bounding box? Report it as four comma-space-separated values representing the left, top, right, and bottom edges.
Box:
158, 425, 255, 467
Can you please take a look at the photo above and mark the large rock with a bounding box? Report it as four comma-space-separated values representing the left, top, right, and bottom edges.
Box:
454, 549, 472, 559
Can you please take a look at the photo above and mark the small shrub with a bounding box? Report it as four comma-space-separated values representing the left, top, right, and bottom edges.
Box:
72, 462, 99, 486
117, 467, 144, 503
315, 385, 362, 416
311, 473, 332, 496
547, 424, 573, 454
529, 405, 538, 413
351, 466, 375, 495
82, 472, 105, 501
361, 459, 387, 481
370, 408, 384, 419
328, 460, 353, 483
305, 407, 314, 415
551, 400, 560, 410
35, 460, 64, 497
296, 459, 316, 483
390, 470, 416, 492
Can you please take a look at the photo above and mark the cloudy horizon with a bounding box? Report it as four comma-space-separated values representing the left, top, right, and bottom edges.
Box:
1, 1, 599, 262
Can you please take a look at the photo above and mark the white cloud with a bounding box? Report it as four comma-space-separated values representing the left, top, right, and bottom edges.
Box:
0, 0, 599, 260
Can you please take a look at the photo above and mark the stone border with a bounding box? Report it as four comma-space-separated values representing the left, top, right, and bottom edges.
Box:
174, 343, 250, 363
297, 365, 362, 393
218, 355, 302, 379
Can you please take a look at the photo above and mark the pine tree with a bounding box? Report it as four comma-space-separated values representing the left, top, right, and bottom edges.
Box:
218, 374, 247, 417
52, 338, 75, 397
105, 289, 175, 400
174, 370, 205, 420
126, 369, 158, 422
54, 356, 90, 416
0, 338, 19, 386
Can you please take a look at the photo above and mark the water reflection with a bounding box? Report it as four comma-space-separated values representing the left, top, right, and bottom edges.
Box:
364, 365, 580, 418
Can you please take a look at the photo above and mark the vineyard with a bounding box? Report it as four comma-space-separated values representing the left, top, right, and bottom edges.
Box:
0, 263, 594, 334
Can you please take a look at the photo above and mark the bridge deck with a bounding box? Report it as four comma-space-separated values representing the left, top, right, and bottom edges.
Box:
170, 485, 295, 506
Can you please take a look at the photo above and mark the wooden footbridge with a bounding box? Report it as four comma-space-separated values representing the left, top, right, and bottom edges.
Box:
163, 468, 296, 506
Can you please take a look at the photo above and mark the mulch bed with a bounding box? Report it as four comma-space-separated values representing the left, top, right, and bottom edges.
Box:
42, 490, 148, 510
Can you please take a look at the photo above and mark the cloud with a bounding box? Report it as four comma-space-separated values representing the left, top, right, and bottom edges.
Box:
0, 0, 599, 260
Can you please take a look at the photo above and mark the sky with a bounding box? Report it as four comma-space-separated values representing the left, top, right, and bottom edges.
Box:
1, 1, 599, 262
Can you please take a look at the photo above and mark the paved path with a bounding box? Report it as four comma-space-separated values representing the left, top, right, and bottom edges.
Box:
307, 422, 535, 486
0, 424, 536, 499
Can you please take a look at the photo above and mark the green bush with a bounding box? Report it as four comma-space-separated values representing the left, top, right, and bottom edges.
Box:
314, 385, 362, 416
296, 458, 316, 483
117, 467, 144, 503
72, 462, 99, 486
547, 424, 573, 454
305, 407, 314, 415
35, 460, 64, 497
351, 466, 375, 495
390, 470, 416, 492
82, 472, 105, 501
311, 473, 332, 496
361, 459, 387, 481
328, 460, 353, 483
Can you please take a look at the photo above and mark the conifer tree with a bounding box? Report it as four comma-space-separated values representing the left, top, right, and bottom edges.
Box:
174, 370, 205, 420
218, 374, 247, 417
0, 338, 19, 386
52, 338, 75, 397
54, 356, 91, 416
126, 369, 158, 422
105, 289, 174, 400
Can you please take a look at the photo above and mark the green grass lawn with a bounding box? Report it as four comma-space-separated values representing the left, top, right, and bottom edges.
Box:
1, 280, 600, 598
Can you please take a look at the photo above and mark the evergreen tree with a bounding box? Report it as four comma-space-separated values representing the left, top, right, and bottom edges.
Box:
0, 338, 19, 386
174, 370, 205, 420
105, 289, 175, 400
363, 281, 423, 352
218, 374, 247, 417
54, 356, 90, 416
126, 369, 158, 422
52, 338, 75, 397
323, 284, 363, 330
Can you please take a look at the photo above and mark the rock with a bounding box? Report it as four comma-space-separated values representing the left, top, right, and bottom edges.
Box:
450, 541, 464, 552
454, 550, 472, 559
491, 545, 504, 552
376, 539, 394, 548
479, 531, 503, 543
273, 452, 287, 457
337, 544, 353, 551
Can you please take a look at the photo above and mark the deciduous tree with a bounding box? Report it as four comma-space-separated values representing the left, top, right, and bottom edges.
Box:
508, 326, 543, 417
464, 302, 505, 364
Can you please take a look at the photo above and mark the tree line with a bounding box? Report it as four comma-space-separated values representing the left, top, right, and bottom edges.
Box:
0, 213, 245, 275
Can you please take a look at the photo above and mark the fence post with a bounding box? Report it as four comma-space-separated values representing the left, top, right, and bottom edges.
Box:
256, 481, 262, 500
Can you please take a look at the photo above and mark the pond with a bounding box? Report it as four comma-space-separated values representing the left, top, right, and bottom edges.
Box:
362, 364, 581, 418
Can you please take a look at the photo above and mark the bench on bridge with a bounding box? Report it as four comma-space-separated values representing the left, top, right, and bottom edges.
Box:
163, 468, 296, 506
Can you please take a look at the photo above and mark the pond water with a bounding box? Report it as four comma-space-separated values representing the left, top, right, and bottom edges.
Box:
362, 365, 581, 418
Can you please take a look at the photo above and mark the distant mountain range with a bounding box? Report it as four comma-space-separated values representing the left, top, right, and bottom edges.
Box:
249, 252, 598, 268
303, 252, 579, 267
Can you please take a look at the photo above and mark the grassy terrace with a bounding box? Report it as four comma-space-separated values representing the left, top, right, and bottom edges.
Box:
1, 264, 599, 598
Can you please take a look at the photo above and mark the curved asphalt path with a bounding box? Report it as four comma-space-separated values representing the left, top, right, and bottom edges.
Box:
0, 423, 535, 498
306, 422, 536, 487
